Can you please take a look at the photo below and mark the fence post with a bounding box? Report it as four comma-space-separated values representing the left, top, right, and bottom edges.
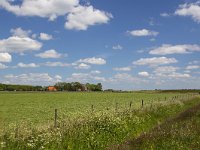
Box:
129, 101, 132, 111
54, 109, 58, 128
91, 104, 94, 113
141, 100, 144, 108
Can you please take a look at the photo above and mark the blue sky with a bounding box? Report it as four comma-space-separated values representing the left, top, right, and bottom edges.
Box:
0, 0, 200, 90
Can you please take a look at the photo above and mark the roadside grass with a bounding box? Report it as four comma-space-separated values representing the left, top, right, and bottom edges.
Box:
1, 93, 199, 150
116, 97, 200, 150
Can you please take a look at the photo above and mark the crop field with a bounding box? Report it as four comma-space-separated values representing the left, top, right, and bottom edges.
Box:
0, 91, 200, 149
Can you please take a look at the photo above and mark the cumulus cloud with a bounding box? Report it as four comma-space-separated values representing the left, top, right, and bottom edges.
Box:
0, 0, 79, 20
133, 57, 178, 66
108, 73, 146, 84
113, 67, 131, 71
0, 63, 8, 69
175, 1, 200, 23
77, 57, 106, 65
74, 63, 91, 69
39, 33, 53, 40
153, 66, 190, 79
149, 44, 200, 55
66, 72, 106, 82
35, 49, 63, 58
10, 27, 31, 37
0, 53, 12, 62
65, 5, 112, 30
90, 70, 101, 74
160, 13, 170, 17
4, 73, 60, 85
186, 65, 200, 70
112, 44, 123, 50
55, 75, 62, 80
0, 36, 42, 53
17, 62, 39, 68
44, 62, 70, 67
0, 0, 112, 30
138, 71, 149, 77
168, 73, 190, 78
154, 66, 179, 74
128, 29, 159, 37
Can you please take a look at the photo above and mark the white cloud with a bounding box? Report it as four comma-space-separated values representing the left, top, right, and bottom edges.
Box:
0, 0, 79, 21
186, 65, 200, 70
113, 67, 131, 71
55, 75, 62, 81
4, 73, 59, 85
0, 36, 42, 53
32, 34, 37, 39
108, 73, 146, 84
35, 49, 63, 58
39, 33, 53, 40
90, 70, 101, 74
112, 44, 123, 50
149, 44, 200, 55
17, 62, 39, 68
0, 63, 8, 69
75, 63, 91, 69
188, 60, 199, 65
44, 62, 70, 67
133, 57, 178, 66
10, 27, 31, 37
175, 1, 200, 23
66, 72, 106, 82
77, 57, 106, 65
149, 38, 156, 42
128, 29, 159, 37
153, 66, 190, 79
138, 71, 149, 77
160, 13, 170, 17
154, 66, 179, 74
0, 0, 112, 30
168, 73, 190, 78
0, 53, 12, 62
65, 5, 112, 30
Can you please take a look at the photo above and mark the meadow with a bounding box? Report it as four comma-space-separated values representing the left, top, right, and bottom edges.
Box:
0, 91, 199, 149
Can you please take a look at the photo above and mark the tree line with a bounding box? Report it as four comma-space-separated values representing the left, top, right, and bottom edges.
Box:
0, 82, 102, 92
0, 83, 43, 91
54, 82, 102, 91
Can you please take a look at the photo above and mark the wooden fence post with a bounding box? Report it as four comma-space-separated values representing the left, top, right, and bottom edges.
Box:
141, 100, 144, 108
91, 104, 94, 113
54, 109, 58, 128
129, 101, 132, 111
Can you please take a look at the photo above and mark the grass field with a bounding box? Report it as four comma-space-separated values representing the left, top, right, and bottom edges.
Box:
0, 91, 183, 126
0, 91, 199, 149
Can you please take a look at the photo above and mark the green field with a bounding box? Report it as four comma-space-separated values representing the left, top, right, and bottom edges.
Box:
0, 91, 199, 149
0, 91, 182, 125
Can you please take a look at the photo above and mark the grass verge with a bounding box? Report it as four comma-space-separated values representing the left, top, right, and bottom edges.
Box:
116, 97, 200, 150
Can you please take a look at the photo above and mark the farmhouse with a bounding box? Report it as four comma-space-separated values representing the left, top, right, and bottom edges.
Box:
47, 86, 57, 91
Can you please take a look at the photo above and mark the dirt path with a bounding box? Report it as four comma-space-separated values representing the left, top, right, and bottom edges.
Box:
114, 101, 200, 150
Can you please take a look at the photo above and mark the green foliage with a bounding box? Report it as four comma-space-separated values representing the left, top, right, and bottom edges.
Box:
55, 82, 103, 91
0, 83, 43, 91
